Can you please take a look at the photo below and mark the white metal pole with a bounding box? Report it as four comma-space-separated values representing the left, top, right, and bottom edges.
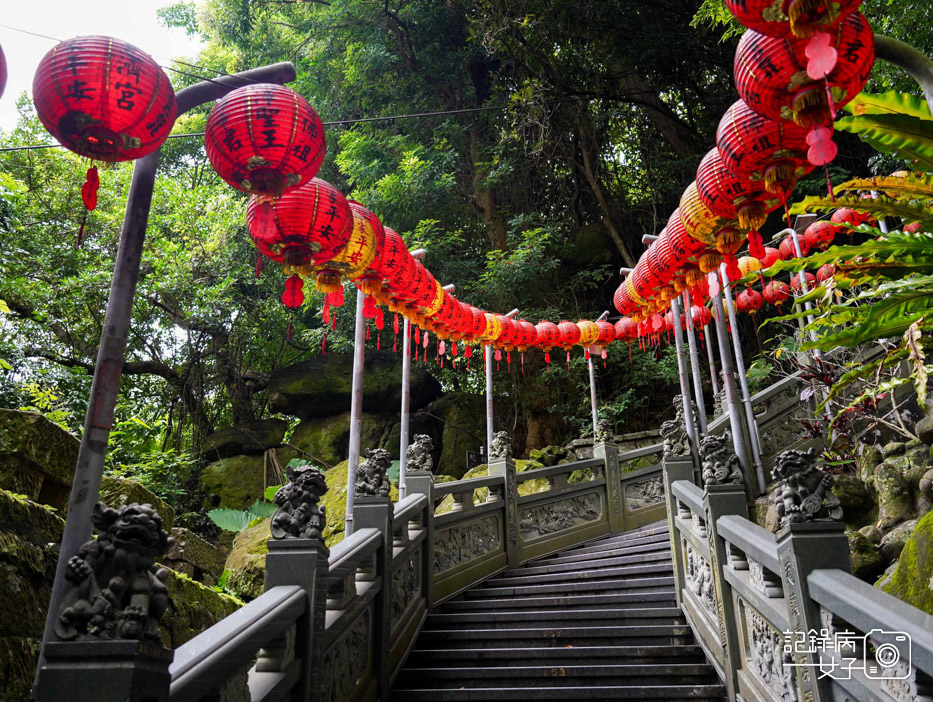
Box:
486, 308, 519, 458
670, 297, 699, 456
344, 287, 367, 536
704, 323, 720, 396
682, 293, 709, 435
587, 311, 610, 436
719, 264, 766, 493
710, 271, 753, 480
397, 249, 426, 499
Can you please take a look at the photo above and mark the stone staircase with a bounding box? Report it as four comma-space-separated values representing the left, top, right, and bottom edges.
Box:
392, 521, 727, 700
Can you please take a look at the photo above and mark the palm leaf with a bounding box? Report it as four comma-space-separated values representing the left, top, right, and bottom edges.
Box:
834, 114, 933, 171
843, 91, 932, 121
820, 348, 908, 407
800, 291, 933, 348
832, 173, 933, 200
789, 194, 933, 223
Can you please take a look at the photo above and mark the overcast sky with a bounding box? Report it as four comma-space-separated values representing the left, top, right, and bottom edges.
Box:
1, 0, 203, 131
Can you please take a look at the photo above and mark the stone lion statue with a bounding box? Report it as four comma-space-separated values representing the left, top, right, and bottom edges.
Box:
405, 434, 434, 474
662, 395, 696, 459
271, 462, 328, 540
355, 447, 392, 498
594, 418, 613, 444
699, 431, 744, 486
772, 447, 842, 527
57, 502, 172, 644
490, 431, 511, 460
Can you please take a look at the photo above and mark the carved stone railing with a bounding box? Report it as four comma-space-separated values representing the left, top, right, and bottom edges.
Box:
663, 453, 933, 702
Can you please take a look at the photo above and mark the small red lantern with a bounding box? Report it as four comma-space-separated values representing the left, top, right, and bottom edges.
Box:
763, 280, 792, 306
558, 321, 582, 349
725, 0, 863, 38
594, 321, 616, 349
760, 246, 782, 270
690, 305, 712, 329
614, 317, 637, 341
737, 288, 764, 314
790, 271, 818, 293
817, 263, 836, 282
778, 235, 808, 260
205, 83, 325, 196
667, 209, 708, 263
804, 220, 837, 250
831, 207, 875, 232
734, 13, 874, 131
613, 283, 639, 315
0, 44, 7, 100
535, 321, 560, 366
516, 321, 539, 351
716, 100, 812, 194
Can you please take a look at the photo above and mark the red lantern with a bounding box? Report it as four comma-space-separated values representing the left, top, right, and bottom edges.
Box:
667, 209, 708, 262
831, 207, 875, 232
205, 84, 325, 196
696, 149, 787, 233
690, 305, 712, 329
470, 306, 488, 340
247, 177, 353, 269
725, 0, 863, 38
33, 36, 176, 163
763, 280, 792, 306
778, 235, 808, 260
817, 263, 836, 282
516, 321, 538, 351
804, 220, 837, 250
614, 317, 637, 341
557, 321, 582, 350
760, 246, 782, 270
0, 44, 7, 100
535, 321, 559, 350
594, 321, 616, 349
736, 288, 764, 314
734, 13, 874, 130
716, 100, 812, 194
613, 282, 639, 315
378, 228, 416, 304
790, 271, 818, 293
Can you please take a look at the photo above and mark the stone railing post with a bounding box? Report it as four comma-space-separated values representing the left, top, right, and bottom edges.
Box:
703, 483, 748, 701
662, 455, 695, 608
777, 521, 852, 702
405, 469, 436, 606
353, 495, 392, 700
261, 536, 329, 701
488, 455, 519, 568
593, 441, 624, 533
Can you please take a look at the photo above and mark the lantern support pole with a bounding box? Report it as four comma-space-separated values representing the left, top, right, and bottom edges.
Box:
398, 249, 427, 499
670, 297, 699, 458
344, 287, 367, 536
485, 308, 519, 458
682, 293, 709, 435
719, 266, 766, 494
586, 310, 611, 435
710, 271, 754, 490
704, 323, 720, 397
36, 62, 299, 679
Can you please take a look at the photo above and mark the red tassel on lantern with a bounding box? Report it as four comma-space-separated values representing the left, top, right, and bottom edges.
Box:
282, 274, 304, 308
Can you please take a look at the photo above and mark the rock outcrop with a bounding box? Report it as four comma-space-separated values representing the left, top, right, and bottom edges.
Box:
0, 409, 78, 511
201, 419, 289, 460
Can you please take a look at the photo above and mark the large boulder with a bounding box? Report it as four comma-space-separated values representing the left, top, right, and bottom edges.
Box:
161, 571, 241, 648
99, 476, 175, 532
529, 445, 569, 468
832, 474, 874, 527
163, 527, 226, 586
425, 393, 485, 478
267, 351, 441, 420
0, 409, 78, 510
199, 447, 298, 511
874, 461, 916, 529
290, 412, 397, 468
223, 518, 271, 601
201, 419, 289, 460
880, 518, 920, 562
881, 510, 933, 615
846, 528, 885, 582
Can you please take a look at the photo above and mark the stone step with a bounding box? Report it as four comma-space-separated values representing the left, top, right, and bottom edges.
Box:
465, 574, 676, 598
395, 664, 718, 688
390, 684, 727, 700
546, 530, 671, 559
506, 548, 672, 577
406, 644, 709, 666
530, 537, 673, 567
443, 590, 677, 612
425, 607, 685, 629
415, 623, 693, 649
489, 560, 674, 587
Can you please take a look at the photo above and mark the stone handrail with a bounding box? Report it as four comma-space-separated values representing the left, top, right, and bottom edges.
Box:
516, 457, 604, 483
662, 452, 933, 702
169, 585, 306, 701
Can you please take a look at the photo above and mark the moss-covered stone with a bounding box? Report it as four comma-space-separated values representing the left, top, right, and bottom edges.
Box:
202, 419, 289, 460
833, 474, 874, 528
198, 447, 298, 511
290, 412, 396, 468
0, 409, 79, 510
426, 393, 485, 479
529, 445, 568, 468
163, 527, 225, 586
319, 460, 399, 548
880, 518, 919, 562
859, 525, 882, 544
881, 510, 933, 615
99, 476, 175, 532
267, 351, 441, 420
0, 637, 40, 701
223, 518, 271, 601
874, 461, 916, 529
847, 528, 885, 583
435, 459, 547, 514
883, 442, 906, 458
160, 570, 241, 648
